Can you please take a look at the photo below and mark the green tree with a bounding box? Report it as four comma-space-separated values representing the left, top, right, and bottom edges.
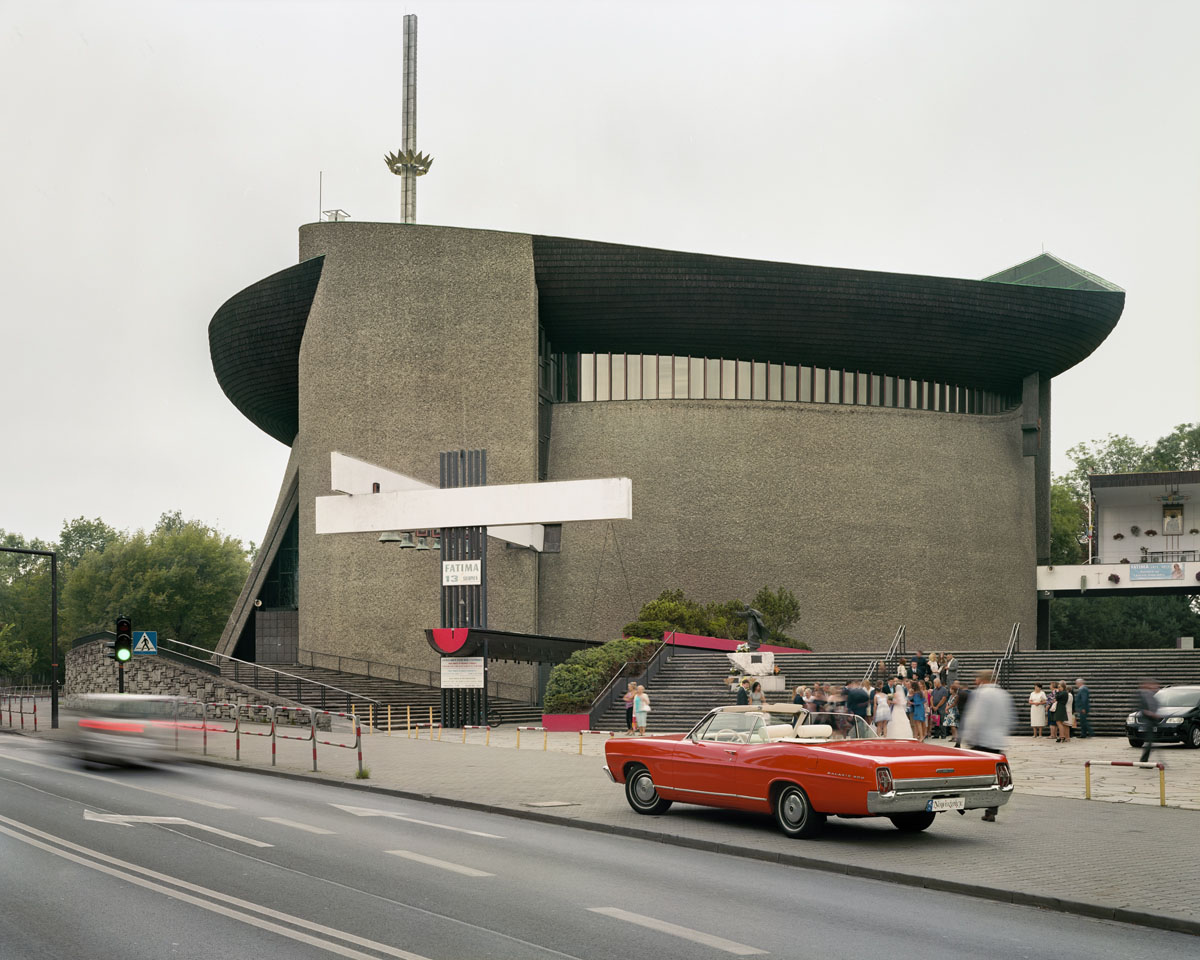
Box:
750, 586, 802, 643
63, 518, 249, 650
0, 623, 35, 680
1049, 594, 1200, 650
1049, 482, 1086, 565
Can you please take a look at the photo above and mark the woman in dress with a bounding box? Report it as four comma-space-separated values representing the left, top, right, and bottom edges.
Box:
1028, 684, 1048, 738
749, 681, 766, 709
1050, 682, 1069, 742
943, 683, 961, 743
873, 687, 892, 736
911, 680, 928, 740
887, 680, 914, 739
1059, 680, 1074, 742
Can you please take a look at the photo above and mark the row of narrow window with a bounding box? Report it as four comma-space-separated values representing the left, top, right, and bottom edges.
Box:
542, 352, 1015, 414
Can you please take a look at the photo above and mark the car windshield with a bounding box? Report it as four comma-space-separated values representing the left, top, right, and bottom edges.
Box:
695, 712, 772, 742
801, 711, 877, 740
1157, 688, 1200, 709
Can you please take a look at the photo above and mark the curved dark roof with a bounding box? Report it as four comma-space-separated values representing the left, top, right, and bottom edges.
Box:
209, 231, 1124, 445
532, 237, 1125, 392
209, 256, 323, 445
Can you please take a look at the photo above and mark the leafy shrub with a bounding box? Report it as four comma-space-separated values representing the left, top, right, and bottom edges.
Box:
543, 637, 658, 714
621, 587, 810, 650
622, 620, 672, 640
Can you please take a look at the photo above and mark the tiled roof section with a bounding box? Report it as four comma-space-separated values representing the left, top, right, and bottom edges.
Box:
983, 252, 1124, 292
208, 256, 324, 445
532, 237, 1125, 392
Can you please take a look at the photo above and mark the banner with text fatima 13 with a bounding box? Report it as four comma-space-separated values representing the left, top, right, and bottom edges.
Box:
440, 657, 485, 688
1130, 562, 1185, 581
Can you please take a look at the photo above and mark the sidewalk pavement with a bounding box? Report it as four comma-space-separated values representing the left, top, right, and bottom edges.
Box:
7, 721, 1194, 935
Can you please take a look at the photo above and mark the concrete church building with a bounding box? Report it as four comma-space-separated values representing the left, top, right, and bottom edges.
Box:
209, 222, 1124, 689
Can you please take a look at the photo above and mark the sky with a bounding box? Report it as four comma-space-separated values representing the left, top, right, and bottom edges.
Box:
3, 0, 1198, 549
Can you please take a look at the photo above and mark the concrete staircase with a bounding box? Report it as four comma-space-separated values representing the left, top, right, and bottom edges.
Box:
218, 662, 543, 728
1003, 649, 1200, 738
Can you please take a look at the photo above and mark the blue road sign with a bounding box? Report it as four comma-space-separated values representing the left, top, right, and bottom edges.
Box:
132, 631, 158, 655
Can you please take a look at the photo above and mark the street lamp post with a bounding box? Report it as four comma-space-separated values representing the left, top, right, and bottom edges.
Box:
0, 546, 59, 728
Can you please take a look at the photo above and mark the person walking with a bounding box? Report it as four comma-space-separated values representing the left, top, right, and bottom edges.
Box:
633, 685, 651, 736
1137, 679, 1161, 763
960, 670, 1014, 822
622, 681, 637, 735
1074, 678, 1092, 739
1028, 684, 1047, 738
845, 680, 870, 720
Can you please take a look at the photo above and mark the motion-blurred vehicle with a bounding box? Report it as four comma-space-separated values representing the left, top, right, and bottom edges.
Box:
603, 704, 1013, 838
1126, 685, 1200, 749
64, 694, 182, 765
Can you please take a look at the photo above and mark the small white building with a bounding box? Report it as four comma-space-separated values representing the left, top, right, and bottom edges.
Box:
1038, 470, 1199, 598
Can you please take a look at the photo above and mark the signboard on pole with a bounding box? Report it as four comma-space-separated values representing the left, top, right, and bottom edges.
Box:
440, 657, 485, 688
442, 559, 482, 586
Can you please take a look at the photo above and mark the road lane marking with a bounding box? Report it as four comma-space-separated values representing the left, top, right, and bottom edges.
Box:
0, 813, 433, 960
588, 907, 767, 956
385, 849, 494, 877
260, 817, 336, 835
330, 803, 505, 838
84, 809, 273, 847
0, 750, 234, 808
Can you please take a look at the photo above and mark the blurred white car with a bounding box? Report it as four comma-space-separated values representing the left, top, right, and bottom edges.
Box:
65, 694, 183, 765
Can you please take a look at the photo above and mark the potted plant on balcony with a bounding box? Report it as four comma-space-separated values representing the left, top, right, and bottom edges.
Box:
1145, 529, 1158, 537
1113, 533, 1124, 540
1130, 526, 1140, 536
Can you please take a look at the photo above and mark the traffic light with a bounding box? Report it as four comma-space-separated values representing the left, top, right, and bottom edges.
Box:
114, 615, 133, 663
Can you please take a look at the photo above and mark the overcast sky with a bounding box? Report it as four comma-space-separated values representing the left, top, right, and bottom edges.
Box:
3, 0, 1198, 548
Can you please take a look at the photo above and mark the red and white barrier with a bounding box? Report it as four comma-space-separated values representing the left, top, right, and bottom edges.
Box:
1084, 759, 1167, 806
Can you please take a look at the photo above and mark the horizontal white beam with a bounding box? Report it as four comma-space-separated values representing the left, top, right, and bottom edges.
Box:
318, 470, 631, 536
327, 451, 545, 551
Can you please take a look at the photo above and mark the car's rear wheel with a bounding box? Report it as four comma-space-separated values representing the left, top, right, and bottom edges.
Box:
624, 765, 672, 815
889, 811, 936, 832
773, 784, 824, 839
1186, 725, 1200, 749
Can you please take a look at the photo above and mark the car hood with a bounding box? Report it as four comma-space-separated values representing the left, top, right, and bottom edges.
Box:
1152, 706, 1195, 719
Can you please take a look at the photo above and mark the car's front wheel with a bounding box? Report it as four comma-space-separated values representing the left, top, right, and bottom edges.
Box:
1128, 737, 1143, 748
1186, 725, 1200, 750
624, 765, 672, 815
773, 784, 825, 839
889, 811, 936, 832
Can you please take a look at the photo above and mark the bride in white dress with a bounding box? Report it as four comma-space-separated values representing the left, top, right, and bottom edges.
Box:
887, 681, 914, 739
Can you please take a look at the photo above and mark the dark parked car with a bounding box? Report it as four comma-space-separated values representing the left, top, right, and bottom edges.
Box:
1126, 685, 1200, 749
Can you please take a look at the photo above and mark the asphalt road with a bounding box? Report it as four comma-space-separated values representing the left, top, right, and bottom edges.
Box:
0, 736, 1194, 960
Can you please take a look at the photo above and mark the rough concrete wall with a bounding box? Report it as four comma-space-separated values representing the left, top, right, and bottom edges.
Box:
540, 400, 1035, 651
293, 223, 540, 687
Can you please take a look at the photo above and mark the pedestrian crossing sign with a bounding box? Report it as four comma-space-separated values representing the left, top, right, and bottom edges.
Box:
133, 631, 157, 655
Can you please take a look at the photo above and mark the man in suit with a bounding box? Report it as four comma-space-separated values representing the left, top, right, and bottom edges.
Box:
914, 650, 929, 681
945, 654, 959, 687
736, 678, 751, 705
1074, 678, 1092, 738
845, 680, 870, 720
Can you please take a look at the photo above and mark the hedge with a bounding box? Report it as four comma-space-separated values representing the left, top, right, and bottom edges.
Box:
542, 637, 658, 714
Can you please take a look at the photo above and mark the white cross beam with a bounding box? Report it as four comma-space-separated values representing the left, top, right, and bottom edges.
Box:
316, 452, 632, 552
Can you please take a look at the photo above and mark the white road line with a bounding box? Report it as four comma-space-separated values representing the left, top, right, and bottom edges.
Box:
260, 817, 336, 835
588, 907, 767, 956
385, 849, 494, 877
330, 803, 505, 838
83, 810, 273, 847
0, 750, 234, 808
0, 813, 432, 960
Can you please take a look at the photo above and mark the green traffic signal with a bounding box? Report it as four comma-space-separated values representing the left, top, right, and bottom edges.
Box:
115, 645, 132, 662
114, 614, 133, 664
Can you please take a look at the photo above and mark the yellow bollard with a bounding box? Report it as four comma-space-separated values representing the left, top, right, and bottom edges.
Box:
437, 724, 443, 742
462, 726, 467, 744
1085, 763, 1091, 799
351, 705, 356, 731
579, 731, 584, 755
1159, 766, 1166, 807
387, 705, 392, 737
543, 728, 547, 751
428, 705, 434, 729
369, 704, 374, 734
486, 726, 490, 747
516, 727, 521, 750
406, 705, 412, 739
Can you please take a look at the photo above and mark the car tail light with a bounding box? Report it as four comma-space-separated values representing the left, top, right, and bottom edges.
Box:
996, 762, 1013, 790
876, 767, 894, 795
79, 718, 145, 734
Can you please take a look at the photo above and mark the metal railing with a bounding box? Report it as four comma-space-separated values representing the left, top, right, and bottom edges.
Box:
991, 623, 1021, 690
155, 639, 381, 713
863, 625, 906, 685
297, 649, 537, 704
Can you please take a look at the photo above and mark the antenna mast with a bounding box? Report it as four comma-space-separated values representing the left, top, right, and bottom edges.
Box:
384, 14, 433, 223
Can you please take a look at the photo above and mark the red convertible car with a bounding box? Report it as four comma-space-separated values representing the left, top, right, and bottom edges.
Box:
603, 704, 1013, 838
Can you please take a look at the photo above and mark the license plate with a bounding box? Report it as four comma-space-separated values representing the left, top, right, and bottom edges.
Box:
927, 797, 966, 812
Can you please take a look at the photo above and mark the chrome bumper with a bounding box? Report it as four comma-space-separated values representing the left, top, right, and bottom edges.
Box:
601, 764, 616, 783
866, 784, 1013, 814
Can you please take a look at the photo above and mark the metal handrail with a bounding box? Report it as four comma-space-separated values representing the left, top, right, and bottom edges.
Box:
991, 623, 1021, 690
157, 638, 381, 711
586, 642, 669, 730
863, 625, 906, 685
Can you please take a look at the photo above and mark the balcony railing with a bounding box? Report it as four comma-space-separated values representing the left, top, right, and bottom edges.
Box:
1096, 550, 1197, 565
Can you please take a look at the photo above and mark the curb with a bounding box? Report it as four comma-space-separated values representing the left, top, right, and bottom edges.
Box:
179, 753, 1200, 938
